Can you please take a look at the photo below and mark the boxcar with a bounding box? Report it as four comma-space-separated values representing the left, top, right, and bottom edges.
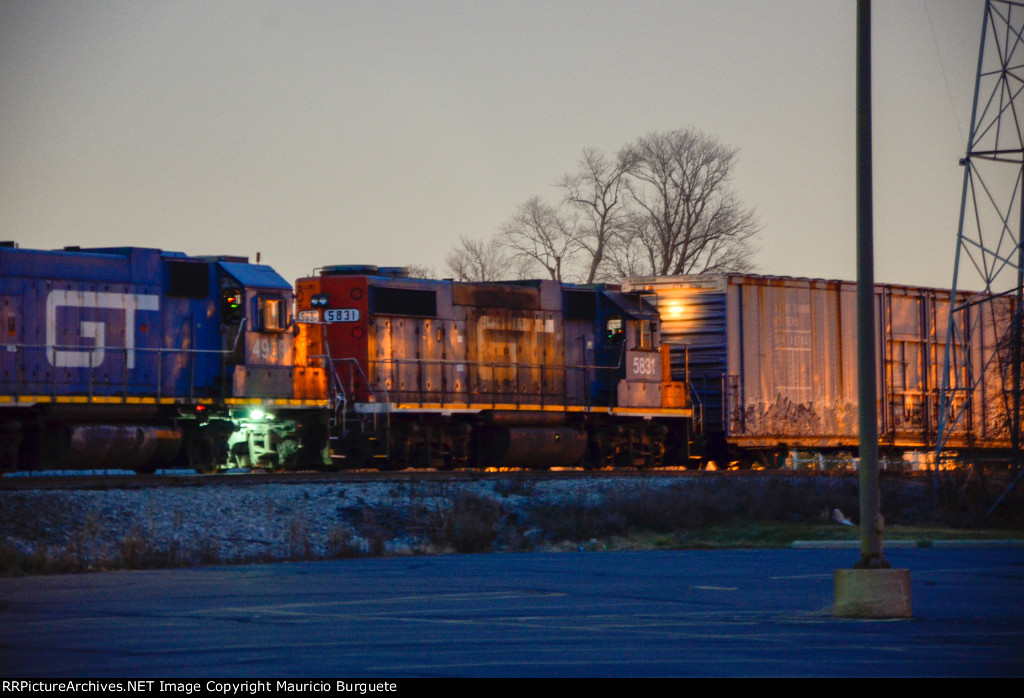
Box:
624, 273, 1017, 465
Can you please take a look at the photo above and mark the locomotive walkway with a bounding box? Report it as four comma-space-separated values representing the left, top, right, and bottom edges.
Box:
1, 546, 1021, 677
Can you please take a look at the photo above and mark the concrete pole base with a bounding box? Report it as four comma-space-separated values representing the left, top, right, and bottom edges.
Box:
834, 568, 912, 618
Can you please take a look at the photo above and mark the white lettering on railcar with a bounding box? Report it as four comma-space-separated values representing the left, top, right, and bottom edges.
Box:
631, 354, 658, 377
324, 308, 360, 322
250, 335, 287, 362
45, 290, 160, 369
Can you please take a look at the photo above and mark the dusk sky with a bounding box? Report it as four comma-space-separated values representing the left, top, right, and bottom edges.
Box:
1, 0, 985, 289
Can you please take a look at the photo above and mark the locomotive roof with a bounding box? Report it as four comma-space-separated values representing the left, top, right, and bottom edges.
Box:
218, 261, 291, 290
603, 290, 659, 320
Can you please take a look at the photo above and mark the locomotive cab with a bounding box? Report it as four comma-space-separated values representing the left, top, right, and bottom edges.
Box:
214, 261, 329, 471
597, 291, 664, 409
214, 260, 295, 399
585, 289, 692, 467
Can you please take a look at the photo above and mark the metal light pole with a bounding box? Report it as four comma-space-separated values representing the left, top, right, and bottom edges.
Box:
854, 0, 887, 570
834, 0, 910, 617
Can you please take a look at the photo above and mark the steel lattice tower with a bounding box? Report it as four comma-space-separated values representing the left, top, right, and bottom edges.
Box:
938, 0, 1024, 475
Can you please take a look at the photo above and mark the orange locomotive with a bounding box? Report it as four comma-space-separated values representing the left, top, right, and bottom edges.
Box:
291, 265, 693, 470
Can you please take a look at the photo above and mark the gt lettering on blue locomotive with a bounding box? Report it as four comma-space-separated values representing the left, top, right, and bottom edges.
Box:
44, 289, 160, 369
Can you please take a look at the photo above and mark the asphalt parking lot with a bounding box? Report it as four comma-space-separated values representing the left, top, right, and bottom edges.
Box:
1, 546, 1022, 677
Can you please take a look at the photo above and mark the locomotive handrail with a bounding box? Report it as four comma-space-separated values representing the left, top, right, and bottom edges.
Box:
369, 356, 625, 372
316, 339, 351, 452
230, 318, 248, 353
316, 338, 348, 410
326, 356, 387, 405
324, 356, 390, 451
367, 356, 626, 408
223, 317, 249, 402
339, 355, 390, 459
689, 385, 704, 433
316, 340, 356, 441
2, 342, 235, 401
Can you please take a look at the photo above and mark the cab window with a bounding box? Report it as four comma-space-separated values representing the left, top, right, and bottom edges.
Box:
258, 296, 287, 332
638, 320, 655, 349
605, 315, 624, 343
221, 288, 243, 325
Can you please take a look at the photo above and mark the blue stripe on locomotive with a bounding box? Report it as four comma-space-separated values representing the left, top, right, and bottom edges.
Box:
0, 246, 284, 400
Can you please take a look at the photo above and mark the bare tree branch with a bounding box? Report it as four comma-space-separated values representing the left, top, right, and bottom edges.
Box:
445, 128, 760, 285
559, 147, 635, 283
499, 196, 579, 281
444, 235, 526, 282
617, 128, 760, 276
404, 264, 436, 279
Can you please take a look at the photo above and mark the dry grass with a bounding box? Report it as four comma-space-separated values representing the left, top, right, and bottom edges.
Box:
1, 470, 1019, 576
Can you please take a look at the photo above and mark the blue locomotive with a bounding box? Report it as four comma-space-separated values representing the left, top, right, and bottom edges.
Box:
0, 243, 327, 472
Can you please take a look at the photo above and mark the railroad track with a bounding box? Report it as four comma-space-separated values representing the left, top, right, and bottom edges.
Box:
0, 464, 796, 491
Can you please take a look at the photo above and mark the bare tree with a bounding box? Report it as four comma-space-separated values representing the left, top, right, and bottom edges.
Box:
605, 211, 658, 279
560, 147, 635, 283
447, 128, 759, 284
619, 128, 759, 276
444, 235, 531, 282
499, 196, 579, 281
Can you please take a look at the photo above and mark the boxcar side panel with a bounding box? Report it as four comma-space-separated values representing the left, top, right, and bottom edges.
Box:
727, 277, 860, 447
632, 272, 1016, 454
